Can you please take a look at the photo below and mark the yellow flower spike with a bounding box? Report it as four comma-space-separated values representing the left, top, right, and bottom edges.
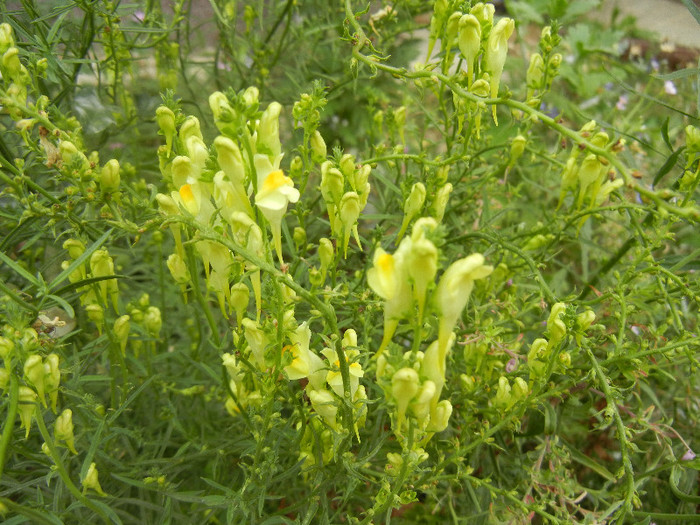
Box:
483, 17, 515, 125
18, 386, 37, 438
254, 155, 300, 265
435, 253, 493, 359
55, 408, 78, 454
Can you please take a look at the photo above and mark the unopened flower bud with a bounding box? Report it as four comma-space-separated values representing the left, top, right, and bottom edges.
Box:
85, 303, 104, 332
428, 399, 453, 432
144, 306, 162, 338
0, 336, 15, 360
44, 353, 60, 413
55, 409, 78, 454
512, 377, 529, 400
392, 368, 420, 431
318, 238, 334, 272
339, 153, 355, 180
113, 315, 130, 355
290, 156, 303, 180
576, 310, 596, 332
0, 23, 14, 54
293, 226, 307, 249
321, 167, 344, 205
242, 86, 259, 109
155, 106, 176, 155
62, 239, 85, 260
458, 14, 481, 83
338, 192, 361, 258
432, 183, 453, 223
509, 135, 526, 165
396, 182, 426, 241
179, 115, 202, 144
82, 463, 106, 496
18, 386, 37, 437
547, 302, 567, 346
257, 101, 282, 160
310, 130, 327, 164
229, 282, 249, 324
166, 253, 190, 284
24, 355, 46, 406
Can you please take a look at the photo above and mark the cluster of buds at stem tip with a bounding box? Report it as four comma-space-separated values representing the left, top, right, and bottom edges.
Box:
22, 352, 61, 413
320, 155, 371, 258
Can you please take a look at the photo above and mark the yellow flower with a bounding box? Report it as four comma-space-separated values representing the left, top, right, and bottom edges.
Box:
321, 347, 363, 398
254, 154, 300, 264
483, 17, 515, 124
435, 253, 493, 358
284, 322, 325, 390
367, 238, 414, 356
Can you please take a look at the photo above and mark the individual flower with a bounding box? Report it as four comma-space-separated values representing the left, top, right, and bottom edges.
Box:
322, 347, 364, 399
367, 238, 414, 356
458, 14, 481, 85
483, 17, 515, 124
253, 154, 300, 264
435, 253, 493, 357
284, 322, 325, 390
55, 408, 78, 454
82, 463, 107, 496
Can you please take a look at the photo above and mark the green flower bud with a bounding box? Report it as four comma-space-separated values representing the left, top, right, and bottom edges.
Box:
493, 376, 512, 409
156, 193, 179, 216
179, 116, 202, 146
427, 399, 452, 432
229, 282, 250, 324
18, 386, 36, 438
310, 130, 327, 164
24, 355, 46, 406
392, 367, 420, 432
144, 306, 162, 338
396, 182, 426, 241
432, 182, 452, 223
685, 125, 700, 154
458, 14, 481, 84
0, 23, 14, 54
547, 302, 567, 346
0, 336, 15, 360
167, 253, 190, 284
90, 249, 118, 309
576, 310, 596, 332
394, 106, 406, 144
113, 315, 130, 355
292, 226, 307, 250
243, 86, 259, 109
257, 101, 282, 160
44, 353, 60, 413
339, 153, 355, 180
85, 303, 104, 333
308, 388, 339, 431
509, 135, 526, 165
82, 463, 107, 496
352, 164, 371, 191
321, 166, 344, 205
318, 238, 334, 272
62, 239, 85, 260
55, 408, 78, 454
559, 351, 571, 368
527, 338, 549, 378
100, 159, 120, 194
290, 155, 303, 180
512, 377, 529, 400
338, 191, 361, 258
471, 2, 495, 26
526, 53, 544, 95
155, 106, 176, 156
209, 91, 237, 136
59, 141, 89, 171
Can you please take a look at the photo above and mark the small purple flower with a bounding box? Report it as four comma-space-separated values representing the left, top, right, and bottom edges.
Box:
682, 449, 696, 461
664, 80, 677, 96
616, 95, 628, 111
133, 10, 145, 22
505, 358, 517, 373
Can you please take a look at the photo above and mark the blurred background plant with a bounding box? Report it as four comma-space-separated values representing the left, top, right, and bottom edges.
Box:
0, 0, 698, 523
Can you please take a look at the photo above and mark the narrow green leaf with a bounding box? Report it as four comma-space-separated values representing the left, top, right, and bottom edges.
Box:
653, 146, 685, 186
652, 68, 700, 81
0, 250, 40, 286
681, 0, 700, 25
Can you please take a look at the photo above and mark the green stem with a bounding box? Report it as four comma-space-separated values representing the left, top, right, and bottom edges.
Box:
0, 375, 19, 481
35, 410, 110, 523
